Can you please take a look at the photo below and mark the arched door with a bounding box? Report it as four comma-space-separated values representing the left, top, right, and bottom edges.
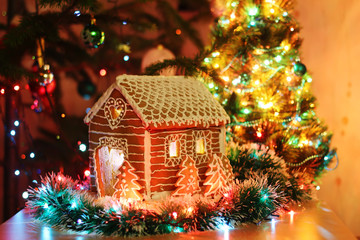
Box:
94, 137, 127, 197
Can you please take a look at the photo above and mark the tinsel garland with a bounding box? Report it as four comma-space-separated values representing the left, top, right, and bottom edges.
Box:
26, 144, 314, 237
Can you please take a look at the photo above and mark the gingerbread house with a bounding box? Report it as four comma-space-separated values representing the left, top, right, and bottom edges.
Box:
84, 75, 231, 200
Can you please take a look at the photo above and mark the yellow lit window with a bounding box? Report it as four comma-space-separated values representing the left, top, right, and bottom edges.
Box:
196, 138, 205, 155
169, 140, 180, 158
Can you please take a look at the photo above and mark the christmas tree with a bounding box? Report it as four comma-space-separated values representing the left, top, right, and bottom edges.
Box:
172, 155, 200, 196
113, 160, 142, 200
201, 0, 336, 179
203, 154, 229, 196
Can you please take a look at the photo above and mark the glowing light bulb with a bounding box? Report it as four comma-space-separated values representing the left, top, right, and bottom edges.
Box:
270, 9, 275, 14
187, 207, 193, 214
10, 130, 16, 136
230, 12, 236, 19
250, 21, 256, 26
14, 170, 20, 176
283, 12, 288, 17
224, 193, 229, 198
275, 55, 282, 62
172, 212, 178, 220
212, 52, 220, 57
248, 7, 258, 16
22, 191, 29, 199
84, 170, 91, 177
13, 85, 20, 91
264, 60, 270, 65
99, 68, 107, 76
255, 80, 260, 85
214, 63, 219, 68
204, 58, 210, 63
253, 64, 260, 70
221, 19, 230, 25
259, 101, 273, 109
14, 120, 20, 127
222, 76, 229, 82
71, 201, 77, 209
61, 113, 66, 118
44, 203, 49, 209
290, 27, 295, 31
242, 108, 251, 114
274, 112, 279, 116
77, 219, 83, 224
74, 10, 81, 17
79, 143, 87, 152
219, 223, 231, 231
287, 76, 292, 82
208, 83, 214, 89
0, 88, 5, 94
316, 185, 320, 190
307, 77, 312, 83
123, 55, 130, 61
284, 45, 290, 51
232, 77, 241, 85
256, 131, 262, 138
29, 152, 35, 159
175, 29, 181, 35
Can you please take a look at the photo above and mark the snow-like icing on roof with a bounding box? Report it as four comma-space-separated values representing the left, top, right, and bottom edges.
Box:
84, 75, 230, 129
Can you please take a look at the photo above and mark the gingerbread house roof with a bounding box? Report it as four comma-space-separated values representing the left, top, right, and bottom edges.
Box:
84, 75, 230, 129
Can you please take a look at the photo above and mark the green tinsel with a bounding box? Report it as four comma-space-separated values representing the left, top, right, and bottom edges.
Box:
227, 143, 312, 204
26, 169, 291, 237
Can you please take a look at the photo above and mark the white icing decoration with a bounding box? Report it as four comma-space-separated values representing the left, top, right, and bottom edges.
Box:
84, 75, 230, 128
104, 97, 127, 130
219, 125, 226, 154
144, 130, 151, 200
203, 154, 228, 197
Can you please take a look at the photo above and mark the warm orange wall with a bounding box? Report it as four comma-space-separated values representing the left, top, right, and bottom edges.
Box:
296, 0, 360, 236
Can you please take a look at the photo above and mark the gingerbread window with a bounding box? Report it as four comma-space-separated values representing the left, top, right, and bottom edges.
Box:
196, 138, 206, 155
169, 140, 180, 158
165, 134, 186, 167
192, 130, 212, 165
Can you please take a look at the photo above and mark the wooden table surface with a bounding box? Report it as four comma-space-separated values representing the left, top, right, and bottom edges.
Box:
0, 201, 356, 240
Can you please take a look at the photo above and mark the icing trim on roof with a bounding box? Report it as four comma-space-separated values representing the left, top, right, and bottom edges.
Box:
84, 75, 230, 128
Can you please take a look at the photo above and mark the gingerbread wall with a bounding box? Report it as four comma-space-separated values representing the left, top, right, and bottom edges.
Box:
149, 127, 222, 198
88, 89, 147, 195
